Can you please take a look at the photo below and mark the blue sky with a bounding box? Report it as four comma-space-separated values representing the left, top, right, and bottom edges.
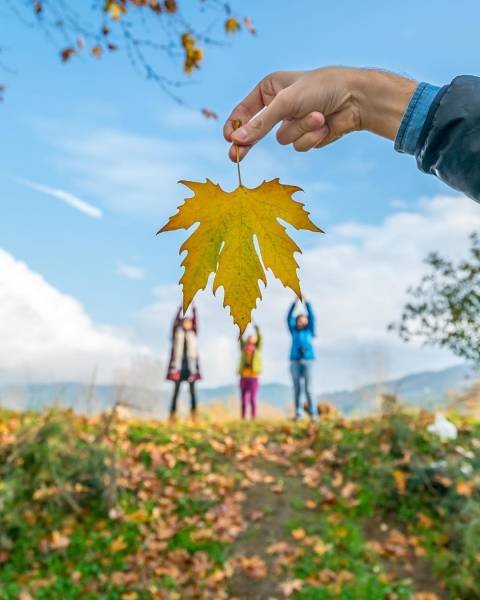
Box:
1, 0, 479, 392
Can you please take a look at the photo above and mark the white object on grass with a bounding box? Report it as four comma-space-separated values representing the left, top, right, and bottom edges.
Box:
427, 413, 458, 441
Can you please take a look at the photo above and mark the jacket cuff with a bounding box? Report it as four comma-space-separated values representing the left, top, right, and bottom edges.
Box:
394, 82, 441, 155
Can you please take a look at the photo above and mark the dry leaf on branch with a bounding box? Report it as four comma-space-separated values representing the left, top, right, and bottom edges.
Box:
104, 1, 126, 21
225, 17, 241, 34
159, 179, 322, 331
181, 33, 203, 74
243, 16, 256, 35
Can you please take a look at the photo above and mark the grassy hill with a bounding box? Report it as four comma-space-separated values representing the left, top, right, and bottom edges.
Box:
1, 408, 479, 599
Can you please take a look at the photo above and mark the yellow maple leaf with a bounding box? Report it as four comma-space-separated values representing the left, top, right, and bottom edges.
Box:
159, 179, 322, 331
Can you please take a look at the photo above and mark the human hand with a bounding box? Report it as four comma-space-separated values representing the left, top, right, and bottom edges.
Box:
224, 67, 417, 161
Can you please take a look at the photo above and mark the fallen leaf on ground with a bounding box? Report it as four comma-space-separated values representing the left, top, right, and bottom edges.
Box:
456, 480, 474, 496
291, 528, 306, 541
109, 536, 127, 553
393, 469, 407, 494
417, 513, 433, 528
250, 510, 265, 521
279, 579, 303, 597
313, 540, 329, 556
267, 542, 291, 555
237, 555, 268, 579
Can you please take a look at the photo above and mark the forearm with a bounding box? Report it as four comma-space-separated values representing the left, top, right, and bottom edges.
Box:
305, 303, 315, 333
287, 304, 295, 330
350, 69, 418, 141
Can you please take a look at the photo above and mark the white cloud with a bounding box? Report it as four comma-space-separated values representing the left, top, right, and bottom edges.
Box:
136, 194, 480, 392
0, 249, 151, 384
117, 263, 146, 280
17, 178, 102, 219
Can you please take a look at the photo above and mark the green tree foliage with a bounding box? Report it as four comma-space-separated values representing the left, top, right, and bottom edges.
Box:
390, 232, 480, 364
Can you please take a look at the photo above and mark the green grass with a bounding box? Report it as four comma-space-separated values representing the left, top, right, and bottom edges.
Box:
1, 410, 479, 598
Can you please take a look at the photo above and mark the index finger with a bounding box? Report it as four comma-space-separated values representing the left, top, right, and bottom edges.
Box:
223, 82, 266, 142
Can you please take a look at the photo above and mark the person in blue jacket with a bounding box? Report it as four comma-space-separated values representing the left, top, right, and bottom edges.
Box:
287, 298, 316, 420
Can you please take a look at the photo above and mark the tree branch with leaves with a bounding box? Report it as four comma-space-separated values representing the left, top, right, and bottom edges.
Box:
389, 233, 480, 365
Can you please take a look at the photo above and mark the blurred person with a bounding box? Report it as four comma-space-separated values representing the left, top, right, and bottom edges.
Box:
167, 306, 201, 420
287, 298, 316, 420
224, 67, 480, 202
238, 324, 262, 419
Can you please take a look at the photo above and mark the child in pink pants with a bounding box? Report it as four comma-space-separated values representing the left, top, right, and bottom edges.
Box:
238, 325, 262, 419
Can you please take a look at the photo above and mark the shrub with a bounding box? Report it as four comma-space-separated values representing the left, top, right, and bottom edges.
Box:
0, 410, 114, 544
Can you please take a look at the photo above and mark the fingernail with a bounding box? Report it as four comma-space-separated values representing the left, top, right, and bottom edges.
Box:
233, 127, 248, 141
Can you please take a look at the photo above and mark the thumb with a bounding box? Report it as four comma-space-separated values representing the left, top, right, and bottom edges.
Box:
231, 91, 292, 146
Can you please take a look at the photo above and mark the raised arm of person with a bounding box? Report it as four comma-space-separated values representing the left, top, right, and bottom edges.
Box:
287, 302, 297, 333
224, 67, 480, 203
192, 305, 198, 334
172, 306, 182, 339
305, 301, 316, 336
255, 324, 263, 349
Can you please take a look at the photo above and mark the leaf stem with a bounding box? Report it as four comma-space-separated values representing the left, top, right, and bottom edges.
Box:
231, 119, 243, 187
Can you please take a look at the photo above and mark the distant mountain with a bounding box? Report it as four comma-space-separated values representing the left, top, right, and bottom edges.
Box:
317, 364, 476, 415
199, 364, 476, 416
0, 364, 476, 417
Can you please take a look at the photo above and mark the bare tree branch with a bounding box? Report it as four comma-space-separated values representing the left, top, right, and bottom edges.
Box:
0, 0, 255, 111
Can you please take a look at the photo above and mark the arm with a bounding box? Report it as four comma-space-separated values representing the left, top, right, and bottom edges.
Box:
287, 302, 296, 333
224, 67, 480, 202
305, 302, 316, 336
192, 305, 198, 334
255, 325, 262, 349
172, 306, 182, 340
224, 67, 415, 160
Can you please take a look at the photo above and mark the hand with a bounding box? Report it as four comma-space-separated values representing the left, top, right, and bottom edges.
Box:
224, 67, 417, 161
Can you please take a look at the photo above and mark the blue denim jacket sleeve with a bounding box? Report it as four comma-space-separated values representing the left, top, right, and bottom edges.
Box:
394, 82, 441, 155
